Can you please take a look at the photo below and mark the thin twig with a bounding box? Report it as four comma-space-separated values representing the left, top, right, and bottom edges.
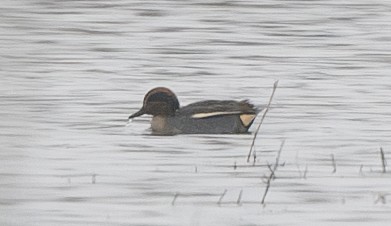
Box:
253, 150, 257, 166
237, 189, 243, 205
303, 165, 308, 179
92, 173, 96, 184
374, 192, 387, 204
261, 174, 268, 183
217, 189, 227, 205
171, 193, 179, 205
359, 164, 364, 176
380, 147, 387, 173
261, 140, 285, 205
266, 164, 275, 179
272, 141, 285, 172
247, 80, 279, 162
331, 154, 336, 174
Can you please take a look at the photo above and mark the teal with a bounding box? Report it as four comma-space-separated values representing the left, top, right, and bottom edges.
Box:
129, 87, 259, 135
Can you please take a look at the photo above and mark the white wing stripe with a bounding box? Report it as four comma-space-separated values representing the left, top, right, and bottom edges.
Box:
191, 111, 242, 118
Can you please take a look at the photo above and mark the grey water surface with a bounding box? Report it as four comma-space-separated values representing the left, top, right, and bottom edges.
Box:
1, 0, 391, 225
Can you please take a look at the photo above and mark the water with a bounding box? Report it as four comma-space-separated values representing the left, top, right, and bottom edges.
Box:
1, 0, 391, 225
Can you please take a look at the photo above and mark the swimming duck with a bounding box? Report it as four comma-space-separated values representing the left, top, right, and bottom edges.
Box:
128, 87, 260, 134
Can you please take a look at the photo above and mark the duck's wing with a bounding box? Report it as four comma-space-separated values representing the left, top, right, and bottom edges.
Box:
177, 100, 260, 128
178, 100, 259, 120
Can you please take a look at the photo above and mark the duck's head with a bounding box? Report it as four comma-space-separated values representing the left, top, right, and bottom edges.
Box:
129, 87, 180, 119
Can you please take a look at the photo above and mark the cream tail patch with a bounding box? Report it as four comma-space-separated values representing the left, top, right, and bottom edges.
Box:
239, 114, 256, 127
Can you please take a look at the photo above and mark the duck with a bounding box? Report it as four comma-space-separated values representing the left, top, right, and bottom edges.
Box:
128, 87, 260, 135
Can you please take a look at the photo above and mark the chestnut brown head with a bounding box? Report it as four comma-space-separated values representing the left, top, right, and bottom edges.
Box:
129, 87, 180, 119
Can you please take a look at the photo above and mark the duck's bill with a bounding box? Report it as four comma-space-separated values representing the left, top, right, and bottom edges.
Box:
126, 109, 144, 126
128, 108, 145, 120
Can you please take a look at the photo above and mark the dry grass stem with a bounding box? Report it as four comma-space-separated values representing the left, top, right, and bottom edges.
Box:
217, 189, 227, 205
261, 140, 285, 205
359, 164, 364, 175
253, 151, 257, 166
171, 193, 179, 205
331, 154, 337, 174
303, 165, 308, 179
247, 80, 279, 162
237, 189, 243, 205
92, 174, 96, 184
375, 193, 387, 204
380, 147, 387, 173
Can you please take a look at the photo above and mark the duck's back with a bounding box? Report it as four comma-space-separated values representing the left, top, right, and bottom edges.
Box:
168, 100, 259, 134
